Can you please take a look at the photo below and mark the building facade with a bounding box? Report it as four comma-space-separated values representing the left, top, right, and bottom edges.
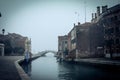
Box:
91, 4, 120, 58
76, 22, 91, 58
67, 22, 104, 59
100, 4, 120, 58
58, 35, 68, 60
64, 21, 104, 60
89, 23, 104, 57
58, 4, 120, 60
67, 23, 77, 60
0, 33, 31, 55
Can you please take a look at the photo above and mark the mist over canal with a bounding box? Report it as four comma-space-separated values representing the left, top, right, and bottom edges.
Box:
31, 53, 58, 80
21, 53, 120, 80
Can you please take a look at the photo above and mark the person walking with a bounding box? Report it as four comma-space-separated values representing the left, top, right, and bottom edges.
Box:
24, 50, 30, 63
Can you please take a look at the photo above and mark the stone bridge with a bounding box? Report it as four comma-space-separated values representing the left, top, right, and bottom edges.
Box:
33, 50, 57, 58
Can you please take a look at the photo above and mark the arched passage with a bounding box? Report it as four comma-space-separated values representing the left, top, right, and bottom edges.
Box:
45, 52, 55, 57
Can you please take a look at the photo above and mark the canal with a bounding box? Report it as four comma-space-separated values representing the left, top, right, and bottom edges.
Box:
21, 53, 120, 80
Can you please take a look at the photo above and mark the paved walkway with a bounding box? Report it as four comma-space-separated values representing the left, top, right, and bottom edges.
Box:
0, 56, 23, 80
75, 58, 120, 66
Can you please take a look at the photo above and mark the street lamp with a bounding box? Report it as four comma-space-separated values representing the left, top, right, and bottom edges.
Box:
2, 29, 5, 35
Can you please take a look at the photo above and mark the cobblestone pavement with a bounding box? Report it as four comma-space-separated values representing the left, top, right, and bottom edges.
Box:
0, 56, 23, 80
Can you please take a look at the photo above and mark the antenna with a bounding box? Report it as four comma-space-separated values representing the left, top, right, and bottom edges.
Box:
75, 12, 79, 23
84, 1, 86, 23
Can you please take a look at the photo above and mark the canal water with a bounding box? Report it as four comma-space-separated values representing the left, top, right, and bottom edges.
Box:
21, 53, 120, 80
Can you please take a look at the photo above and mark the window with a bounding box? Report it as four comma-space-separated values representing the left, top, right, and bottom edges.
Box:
106, 28, 114, 35
115, 16, 118, 20
110, 39, 114, 45
65, 41, 67, 44
106, 50, 108, 53
115, 27, 119, 33
118, 15, 120, 20
111, 17, 114, 21
116, 38, 119, 44
116, 49, 119, 53
110, 28, 114, 33
105, 29, 108, 34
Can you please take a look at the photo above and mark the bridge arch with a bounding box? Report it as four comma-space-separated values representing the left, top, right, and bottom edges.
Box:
36, 50, 57, 57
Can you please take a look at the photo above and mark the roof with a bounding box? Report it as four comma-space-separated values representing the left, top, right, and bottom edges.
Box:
101, 4, 120, 18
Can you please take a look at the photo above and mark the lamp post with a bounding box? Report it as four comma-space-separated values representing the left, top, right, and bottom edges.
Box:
2, 29, 5, 35
0, 13, 5, 56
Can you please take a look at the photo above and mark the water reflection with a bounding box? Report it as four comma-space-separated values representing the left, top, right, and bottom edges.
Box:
57, 61, 120, 80
21, 61, 32, 77
30, 54, 58, 80
57, 62, 97, 80
21, 53, 120, 80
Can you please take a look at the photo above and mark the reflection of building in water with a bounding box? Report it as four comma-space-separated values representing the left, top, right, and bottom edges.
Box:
57, 62, 77, 80
22, 62, 32, 77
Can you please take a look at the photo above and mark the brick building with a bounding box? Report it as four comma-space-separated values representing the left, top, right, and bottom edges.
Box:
67, 22, 104, 59
76, 22, 91, 58
58, 4, 120, 60
91, 4, 120, 59
100, 4, 120, 58
89, 23, 104, 57
67, 23, 78, 60
58, 35, 68, 60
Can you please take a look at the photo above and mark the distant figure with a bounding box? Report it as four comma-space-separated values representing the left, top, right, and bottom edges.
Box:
24, 50, 30, 63
29, 52, 32, 59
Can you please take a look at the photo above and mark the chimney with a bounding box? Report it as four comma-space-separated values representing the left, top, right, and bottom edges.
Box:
102, 5, 108, 13
78, 22, 80, 25
92, 13, 94, 19
97, 6, 100, 17
95, 13, 97, 18
74, 23, 75, 27
102, 6, 104, 13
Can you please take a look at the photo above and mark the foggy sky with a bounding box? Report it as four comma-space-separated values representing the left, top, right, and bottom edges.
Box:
0, 0, 120, 53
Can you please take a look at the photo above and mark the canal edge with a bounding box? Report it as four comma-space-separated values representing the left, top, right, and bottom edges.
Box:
15, 58, 31, 80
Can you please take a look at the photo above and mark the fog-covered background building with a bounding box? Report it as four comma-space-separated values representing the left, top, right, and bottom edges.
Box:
0, 33, 31, 56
